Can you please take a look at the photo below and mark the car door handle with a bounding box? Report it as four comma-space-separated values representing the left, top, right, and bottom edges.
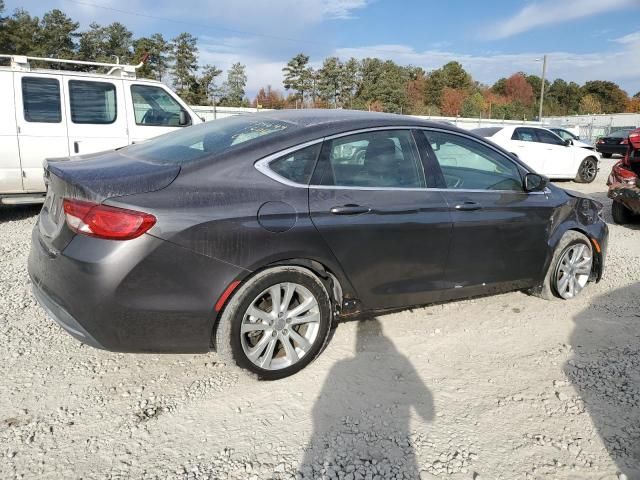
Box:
455, 201, 482, 211
73, 141, 80, 154
330, 204, 371, 215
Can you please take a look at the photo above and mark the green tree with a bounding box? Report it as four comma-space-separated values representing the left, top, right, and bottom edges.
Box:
424, 61, 472, 106
220, 62, 247, 106
133, 33, 169, 80
355, 58, 409, 113
340, 57, 360, 109
36, 9, 78, 58
283, 53, 311, 105
317, 56, 343, 107
546, 79, 581, 115
199, 64, 223, 105
78, 22, 133, 64
170, 32, 198, 98
1, 9, 40, 55
582, 80, 628, 113
491, 77, 507, 95
579, 94, 602, 114
461, 91, 486, 117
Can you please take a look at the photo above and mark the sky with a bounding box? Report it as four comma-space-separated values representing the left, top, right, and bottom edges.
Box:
6, 0, 640, 97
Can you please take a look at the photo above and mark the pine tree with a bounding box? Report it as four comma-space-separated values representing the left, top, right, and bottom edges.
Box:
283, 53, 310, 106
170, 32, 198, 96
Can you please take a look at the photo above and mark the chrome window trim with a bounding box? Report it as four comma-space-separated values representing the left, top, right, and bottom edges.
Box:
253, 125, 548, 195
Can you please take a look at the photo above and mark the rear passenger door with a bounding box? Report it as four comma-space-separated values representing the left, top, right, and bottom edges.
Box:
63, 76, 129, 156
308, 129, 453, 310
14, 73, 70, 192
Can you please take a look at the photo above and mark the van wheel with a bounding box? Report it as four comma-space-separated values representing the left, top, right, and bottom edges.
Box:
532, 231, 593, 300
612, 201, 634, 224
215, 266, 332, 380
575, 157, 597, 183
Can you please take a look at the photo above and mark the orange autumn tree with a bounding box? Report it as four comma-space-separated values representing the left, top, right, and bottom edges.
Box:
504, 73, 534, 106
440, 87, 466, 116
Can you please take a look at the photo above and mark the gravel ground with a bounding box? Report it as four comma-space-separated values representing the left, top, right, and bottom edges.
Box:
1, 157, 639, 480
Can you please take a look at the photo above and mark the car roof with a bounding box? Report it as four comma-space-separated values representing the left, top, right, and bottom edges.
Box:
0, 66, 165, 84
249, 108, 458, 132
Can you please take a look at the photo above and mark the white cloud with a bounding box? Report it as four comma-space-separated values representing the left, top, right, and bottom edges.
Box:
485, 0, 638, 39
614, 31, 640, 44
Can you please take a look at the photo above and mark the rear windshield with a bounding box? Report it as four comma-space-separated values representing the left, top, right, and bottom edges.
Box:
471, 127, 501, 137
609, 129, 633, 138
123, 116, 294, 165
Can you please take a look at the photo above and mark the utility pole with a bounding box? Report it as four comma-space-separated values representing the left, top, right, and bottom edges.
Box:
538, 54, 547, 121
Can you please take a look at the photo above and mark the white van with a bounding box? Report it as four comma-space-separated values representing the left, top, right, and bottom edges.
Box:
0, 55, 202, 204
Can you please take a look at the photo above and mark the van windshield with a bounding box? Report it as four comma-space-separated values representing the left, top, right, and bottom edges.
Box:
123, 116, 294, 165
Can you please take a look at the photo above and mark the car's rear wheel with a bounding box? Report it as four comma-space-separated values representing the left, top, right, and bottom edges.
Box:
215, 266, 332, 379
575, 157, 598, 183
602, 152, 612, 159
533, 231, 593, 300
612, 200, 634, 224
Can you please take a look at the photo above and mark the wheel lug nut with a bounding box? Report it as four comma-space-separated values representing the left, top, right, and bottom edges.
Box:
272, 331, 277, 337
283, 329, 288, 335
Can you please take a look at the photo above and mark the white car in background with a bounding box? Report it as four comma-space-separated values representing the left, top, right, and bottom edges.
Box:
548, 127, 596, 150
472, 126, 599, 183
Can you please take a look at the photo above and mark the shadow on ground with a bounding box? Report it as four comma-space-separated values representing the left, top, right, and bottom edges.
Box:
0, 205, 41, 223
566, 283, 640, 478
299, 318, 434, 480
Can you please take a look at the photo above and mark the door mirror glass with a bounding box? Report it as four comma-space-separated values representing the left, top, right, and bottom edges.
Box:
524, 172, 548, 192
179, 110, 189, 126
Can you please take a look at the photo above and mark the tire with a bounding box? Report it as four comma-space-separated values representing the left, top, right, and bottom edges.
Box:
602, 152, 612, 159
214, 266, 332, 380
612, 201, 634, 224
532, 231, 593, 300
575, 157, 598, 183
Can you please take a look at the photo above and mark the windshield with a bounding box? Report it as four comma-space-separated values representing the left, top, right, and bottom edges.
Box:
123, 116, 294, 165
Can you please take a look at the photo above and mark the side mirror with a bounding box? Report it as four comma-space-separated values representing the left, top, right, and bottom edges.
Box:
564, 139, 572, 146
524, 172, 548, 192
179, 110, 190, 126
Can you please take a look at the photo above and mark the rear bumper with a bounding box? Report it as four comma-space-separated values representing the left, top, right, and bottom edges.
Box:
596, 144, 626, 155
28, 226, 247, 353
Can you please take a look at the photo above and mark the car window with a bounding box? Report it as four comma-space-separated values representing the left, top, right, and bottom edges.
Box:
511, 128, 536, 142
554, 129, 577, 141
125, 116, 293, 165
423, 131, 523, 191
535, 129, 565, 146
69, 80, 117, 124
131, 85, 190, 127
22, 77, 61, 123
268, 144, 321, 185
317, 130, 425, 188
609, 129, 632, 138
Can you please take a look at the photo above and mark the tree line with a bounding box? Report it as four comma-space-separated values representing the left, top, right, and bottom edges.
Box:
1, 3, 639, 117
0, 2, 247, 106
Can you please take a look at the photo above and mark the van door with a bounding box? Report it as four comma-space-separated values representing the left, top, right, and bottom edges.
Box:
14, 72, 70, 192
124, 83, 193, 143
0, 72, 22, 194
63, 76, 129, 156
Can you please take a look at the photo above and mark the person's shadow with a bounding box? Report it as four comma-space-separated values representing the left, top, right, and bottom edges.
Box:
299, 318, 434, 479
566, 283, 640, 478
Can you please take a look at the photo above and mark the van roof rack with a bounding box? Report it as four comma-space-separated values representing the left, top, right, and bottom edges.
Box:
0, 54, 144, 79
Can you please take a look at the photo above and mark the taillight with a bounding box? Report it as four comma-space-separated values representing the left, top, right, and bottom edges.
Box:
596, 139, 604, 144
620, 138, 629, 145
62, 199, 156, 240
612, 162, 638, 182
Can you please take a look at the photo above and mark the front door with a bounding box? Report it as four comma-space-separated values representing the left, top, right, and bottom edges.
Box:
308, 129, 453, 310
14, 73, 70, 192
532, 127, 575, 177
63, 76, 129, 156
418, 129, 556, 297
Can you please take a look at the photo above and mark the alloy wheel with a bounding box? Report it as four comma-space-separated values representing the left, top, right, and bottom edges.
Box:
580, 158, 597, 182
554, 243, 592, 299
240, 282, 321, 370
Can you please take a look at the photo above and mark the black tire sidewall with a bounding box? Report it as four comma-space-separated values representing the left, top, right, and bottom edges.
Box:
612, 201, 632, 224
227, 269, 332, 380
577, 157, 597, 183
550, 233, 592, 299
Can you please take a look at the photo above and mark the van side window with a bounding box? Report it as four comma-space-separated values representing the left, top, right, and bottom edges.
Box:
69, 80, 117, 124
22, 77, 61, 123
131, 85, 191, 127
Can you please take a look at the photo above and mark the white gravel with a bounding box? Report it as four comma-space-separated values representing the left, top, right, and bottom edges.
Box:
1, 157, 639, 479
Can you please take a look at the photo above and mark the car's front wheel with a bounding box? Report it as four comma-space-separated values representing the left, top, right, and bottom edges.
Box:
533, 231, 593, 300
575, 157, 598, 183
215, 266, 332, 379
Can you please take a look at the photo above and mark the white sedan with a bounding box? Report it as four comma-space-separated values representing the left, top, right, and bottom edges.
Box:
472, 126, 599, 183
